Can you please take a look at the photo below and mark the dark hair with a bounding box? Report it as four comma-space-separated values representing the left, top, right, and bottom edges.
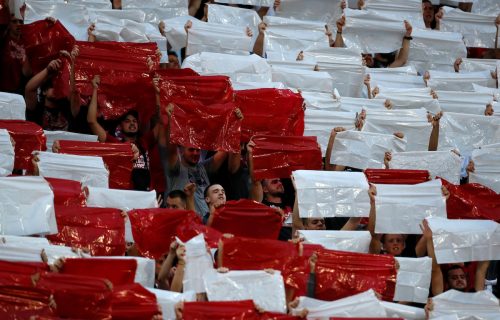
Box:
204, 183, 219, 199
167, 190, 187, 203
422, 0, 432, 4
446, 265, 466, 280
119, 110, 139, 123
167, 51, 178, 58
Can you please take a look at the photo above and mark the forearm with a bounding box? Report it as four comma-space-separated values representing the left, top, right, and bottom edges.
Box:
170, 263, 185, 292
157, 252, 175, 289
389, 39, 410, 68
253, 33, 265, 57
209, 151, 228, 173
228, 151, 241, 174
292, 195, 304, 234
415, 235, 427, 257
474, 261, 490, 291
324, 132, 336, 170
341, 217, 361, 231
333, 32, 344, 48
70, 59, 80, 117
25, 68, 49, 110
428, 123, 439, 151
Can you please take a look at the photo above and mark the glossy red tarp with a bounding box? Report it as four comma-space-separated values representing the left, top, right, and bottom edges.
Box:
330, 319, 403, 320
211, 199, 283, 239
57, 140, 134, 189
155, 68, 199, 77
183, 300, 259, 320
441, 179, 500, 222
315, 249, 397, 301
60, 258, 136, 287
261, 313, 302, 320
111, 283, 161, 319
46, 206, 126, 256
364, 169, 430, 185
0, 120, 46, 171
0, 289, 55, 319
282, 256, 309, 298
0, 260, 48, 276
22, 20, 75, 74
234, 89, 305, 142
129, 208, 200, 259
160, 75, 233, 106
251, 135, 322, 180
44, 177, 86, 207
176, 218, 222, 249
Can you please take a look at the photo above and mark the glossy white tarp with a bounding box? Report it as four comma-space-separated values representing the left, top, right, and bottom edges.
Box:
293, 170, 371, 218
36, 151, 109, 188
0, 129, 14, 177
428, 70, 496, 92
304, 110, 356, 156
369, 72, 426, 90
146, 289, 196, 320
204, 270, 286, 313
380, 301, 426, 320
364, 0, 425, 29
375, 180, 446, 234
430, 290, 500, 319
122, 0, 187, 8
208, 4, 260, 47
330, 130, 407, 169
472, 0, 500, 15
469, 148, 500, 193
427, 217, 500, 264
0, 92, 25, 120
162, 15, 192, 50
390, 151, 462, 184
302, 91, 341, 111
440, 8, 499, 48
0, 235, 49, 246
44, 131, 98, 152
375, 92, 441, 114
436, 91, 493, 115
275, 0, 343, 25
0, 243, 84, 264
473, 83, 500, 101
181, 234, 214, 294
460, 58, 498, 73
0, 176, 57, 236
232, 81, 286, 90
437, 112, 500, 155
86, 187, 157, 211
343, 8, 406, 54
214, 0, 274, 6
338, 96, 387, 113
271, 66, 333, 92
394, 257, 432, 304
298, 230, 371, 253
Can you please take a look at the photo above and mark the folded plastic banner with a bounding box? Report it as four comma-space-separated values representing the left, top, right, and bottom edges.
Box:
435, 90, 493, 115
380, 301, 425, 320
182, 300, 259, 320
204, 270, 286, 313
427, 70, 496, 92
235, 89, 304, 142
365, 169, 431, 185
211, 199, 283, 239
86, 187, 157, 210
364, 0, 425, 28
122, 0, 188, 23
36, 151, 109, 188
0, 129, 14, 176
369, 72, 425, 90
438, 112, 500, 155
302, 91, 341, 111
374, 92, 440, 114
469, 148, 500, 193
331, 130, 407, 170
44, 177, 86, 207
298, 230, 371, 253
111, 283, 161, 319
0, 92, 26, 120
1, 235, 50, 246
339, 96, 387, 113
460, 58, 498, 73
0, 242, 84, 265
99, 256, 155, 288
271, 66, 334, 92
276, 0, 343, 25
389, 151, 462, 185
44, 131, 98, 152
430, 289, 500, 319
394, 257, 432, 304
61, 258, 137, 287
0, 120, 46, 171
472, 0, 500, 15
208, 4, 260, 47
180, 234, 215, 294
251, 135, 322, 180
293, 170, 370, 218
0, 176, 57, 236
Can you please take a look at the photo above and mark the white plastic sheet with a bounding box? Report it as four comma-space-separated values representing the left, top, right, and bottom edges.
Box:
394, 257, 432, 304
472, 83, 500, 101
427, 70, 496, 92
0, 176, 57, 236
472, 0, 500, 15
375, 91, 441, 114
0, 129, 14, 177
298, 230, 371, 253
122, 0, 188, 23
293, 170, 371, 218
35, 151, 109, 188
208, 4, 261, 47
181, 234, 214, 294
0, 235, 49, 246
86, 187, 157, 211
375, 179, 447, 234
390, 151, 462, 184
162, 15, 193, 50
302, 91, 341, 111
204, 270, 286, 313
330, 130, 407, 169
275, 0, 343, 25
430, 290, 500, 319
369, 72, 426, 90
146, 289, 196, 320
469, 148, 500, 193
231, 81, 286, 90
381, 301, 426, 320
44, 131, 98, 152
436, 91, 493, 115
427, 217, 500, 264
460, 58, 499, 73
0, 92, 26, 120
271, 66, 333, 92
304, 110, 356, 156
338, 96, 387, 113
364, 0, 425, 29
214, 0, 274, 5
0, 243, 84, 264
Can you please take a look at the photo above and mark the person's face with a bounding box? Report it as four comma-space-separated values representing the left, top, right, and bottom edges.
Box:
9, 16, 23, 38
447, 268, 467, 291
422, 3, 434, 24
166, 196, 186, 210
305, 218, 326, 230
362, 54, 374, 68
120, 115, 138, 134
205, 184, 226, 206
182, 147, 201, 166
263, 178, 284, 196
382, 234, 405, 256
167, 54, 180, 69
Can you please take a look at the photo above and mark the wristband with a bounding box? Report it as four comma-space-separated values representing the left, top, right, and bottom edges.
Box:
404, 36, 413, 40
337, 31, 342, 34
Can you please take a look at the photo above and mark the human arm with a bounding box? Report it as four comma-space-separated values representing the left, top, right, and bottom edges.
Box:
87, 24, 96, 42
257, 0, 280, 19
325, 127, 346, 171
341, 217, 362, 231
332, 16, 345, 48
368, 184, 383, 254
475, 260, 490, 291
157, 241, 179, 290
86, 75, 107, 142
227, 109, 244, 174
389, 20, 412, 68
247, 140, 264, 202
184, 182, 196, 212
435, 8, 443, 31
427, 112, 442, 151
61, 46, 81, 118
24, 59, 61, 111
253, 22, 267, 57
188, 0, 202, 16
170, 245, 186, 292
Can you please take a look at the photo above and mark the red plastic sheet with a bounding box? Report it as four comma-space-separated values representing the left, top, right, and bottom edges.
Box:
331, 319, 403, 320
0, 290, 55, 319
44, 177, 86, 207
160, 75, 233, 106
46, 206, 126, 256
364, 169, 430, 185
176, 218, 222, 249
441, 179, 500, 222
282, 256, 309, 298
251, 135, 322, 180
261, 313, 302, 320
57, 140, 134, 189
220, 237, 298, 272
211, 199, 283, 239
22, 20, 75, 74
129, 208, 200, 259
0, 120, 46, 171
155, 68, 199, 77
0, 260, 48, 276
111, 283, 161, 319
234, 89, 305, 142
60, 258, 136, 287
183, 300, 259, 320
315, 249, 397, 301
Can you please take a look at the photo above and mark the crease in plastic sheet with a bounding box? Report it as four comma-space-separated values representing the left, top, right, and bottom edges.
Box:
61, 258, 137, 287
408, 28, 466, 73
110, 283, 161, 319
0, 129, 14, 177
338, 96, 387, 113
122, 0, 188, 25
472, 0, 500, 15
35, 151, 109, 188
361, 108, 432, 152
161, 15, 192, 50
182, 300, 259, 320
394, 257, 432, 304
290, 290, 387, 318
375, 92, 441, 114
430, 289, 500, 319
304, 110, 356, 156
232, 81, 285, 90
302, 91, 342, 111
472, 83, 500, 101
186, 21, 252, 56
214, 0, 274, 5
440, 8, 499, 48
275, 0, 343, 25
0, 91, 26, 120
435, 90, 493, 115
427, 216, 500, 264
364, 169, 431, 185
208, 4, 261, 47
271, 66, 333, 93
469, 148, 500, 193
343, 8, 406, 54
364, 0, 425, 29
390, 151, 462, 185
97, 256, 155, 288
263, 16, 330, 55
0, 176, 57, 236
0, 242, 84, 265
293, 170, 370, 218
1, 235, 50, 246
460, 58, 499, 73
147, 288, 196, 320
369, 72, 425, 90
203, 269, 286, 313
374, 179, 447, 234
180, 234, 215, 294
427, 70, 496, 92
44, 131, 98, 152
44, 177, 86, 207
438, 112, 500, 156
330, 130, 407, 170
298, 230, 371, 253
381, 301, 426, 319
